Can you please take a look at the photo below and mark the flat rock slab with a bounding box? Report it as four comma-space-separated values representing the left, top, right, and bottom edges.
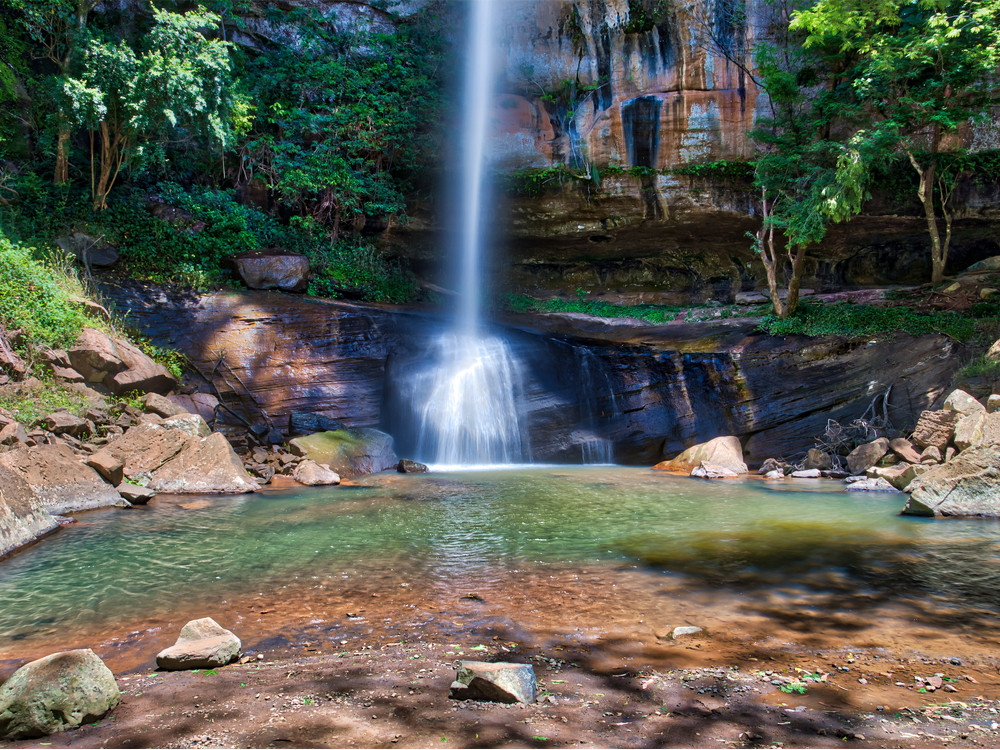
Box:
156, 618, 241, 670
117, 483, 156, 505
450, 661, 537, 704
0, 649, 120, 739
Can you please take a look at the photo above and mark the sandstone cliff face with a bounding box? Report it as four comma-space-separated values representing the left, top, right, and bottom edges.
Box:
407, 0, 1000, 302
492, 0, 763, 171
104, 284, 961, 466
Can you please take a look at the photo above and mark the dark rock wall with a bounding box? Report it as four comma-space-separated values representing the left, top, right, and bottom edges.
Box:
105, 284, 962, 465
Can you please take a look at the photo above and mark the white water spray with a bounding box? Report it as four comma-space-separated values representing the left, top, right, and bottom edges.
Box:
405, 0, 530, 467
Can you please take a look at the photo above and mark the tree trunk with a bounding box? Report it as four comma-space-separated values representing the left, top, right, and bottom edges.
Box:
758, 192, 786, 318
54, 123, 70, 184
785, 246, 808, 317
908, 151, 946, 284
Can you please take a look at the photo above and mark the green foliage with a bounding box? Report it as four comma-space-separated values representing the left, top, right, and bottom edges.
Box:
505, 291, 680, 324
621, 0, 672, 33
0, 377, 91, 424
779, 682, 807, 694
308, 240, 416, 304
959, 354, 1000, 380
670, 160, 755, 181
240, 4, 448, 236
0, 232, 88, 348
758, 300, 981, 340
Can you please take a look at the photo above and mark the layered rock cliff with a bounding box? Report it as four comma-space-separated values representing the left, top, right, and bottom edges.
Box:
104, 283, 961, 465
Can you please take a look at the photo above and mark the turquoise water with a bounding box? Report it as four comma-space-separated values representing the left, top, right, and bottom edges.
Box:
2, 467, 999, 645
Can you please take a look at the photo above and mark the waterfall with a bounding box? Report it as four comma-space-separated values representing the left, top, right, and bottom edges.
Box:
398, 0, 530, 468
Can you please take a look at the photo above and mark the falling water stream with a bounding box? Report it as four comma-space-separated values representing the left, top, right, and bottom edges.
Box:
401, 0, 531, 468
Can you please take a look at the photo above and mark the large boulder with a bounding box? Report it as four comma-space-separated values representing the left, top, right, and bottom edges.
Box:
288, 428, 397, 477
0, 464, 57, 558
910, 410, 961, 452
292, 460, 341, 486
147, 432, 259, 494
889, 437, 922, 464
0, 649, 120, 739
0, 444, 122, 513
68, 328, 176, 396
846, 437, 890, 475
802, 448, 832, 471
156, 618, 241, 670
104, 422, 257, 494
903, 444, 1000, 517
450, 661, 536, 704
943, 389, 985, 416
231, 249, 310, 293
954, 412, 988, 452
653, 436, 748, 475
55, 232, 119, 268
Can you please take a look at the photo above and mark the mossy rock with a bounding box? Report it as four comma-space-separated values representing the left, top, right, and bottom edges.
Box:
288, 428, 397, 477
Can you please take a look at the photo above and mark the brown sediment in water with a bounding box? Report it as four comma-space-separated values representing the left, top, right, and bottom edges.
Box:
2, 559, 1000, 748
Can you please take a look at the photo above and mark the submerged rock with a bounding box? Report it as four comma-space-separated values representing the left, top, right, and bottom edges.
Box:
288, 428, 397, 477
0, 649, 120, 739
843, 477, 898, 492
670, 626, 704, 639
450, 661, 536, 704
653, 436, 747, 475
156, 618, 242, 670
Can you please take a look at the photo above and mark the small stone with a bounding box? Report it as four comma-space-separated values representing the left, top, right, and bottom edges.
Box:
987, 395, 1000, 414
86, 449, 125, 486
156, 617, 241, 670
981, 288, 998, 299
141, 392, 187, 418
920, 445, 943, 464
763, 469, 784, 480
41, 411, 90, 437
843, 477, 899, 492
942, 282, 962, 294
791, 468, 822, 478
670, 626, 704, 639
450, 661, 536, 704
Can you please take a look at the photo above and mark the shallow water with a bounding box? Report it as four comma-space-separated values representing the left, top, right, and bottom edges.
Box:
2, 467, 999, 663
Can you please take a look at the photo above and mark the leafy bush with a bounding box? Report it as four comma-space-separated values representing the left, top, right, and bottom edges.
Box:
505, 292, 679, 324
0, 233, 89, 348
758, 300, 981, 341
0, 378, 93, 424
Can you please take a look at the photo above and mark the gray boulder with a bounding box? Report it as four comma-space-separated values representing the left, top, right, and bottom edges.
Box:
156, 618, 241, 670
450, 661, 536, 704
55, 233, 119, 268
904, 445, 1000, 517
843, 477, 899, 492
0, 649, 120, 739
232, 249, 310, 293
802, 449, 833, 471
846, 437, 890, 475
0, 464, 57, 558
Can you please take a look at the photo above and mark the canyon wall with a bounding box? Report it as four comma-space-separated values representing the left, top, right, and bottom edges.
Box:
105, 284, 961, 465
